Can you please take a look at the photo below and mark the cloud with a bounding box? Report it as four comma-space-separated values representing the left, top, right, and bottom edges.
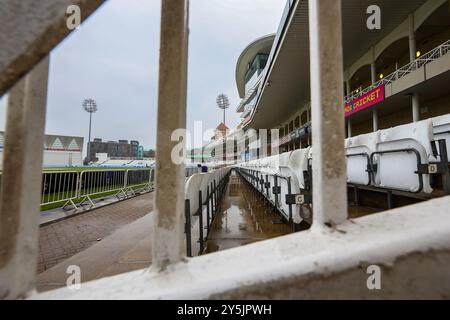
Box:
0, 0, 285, 156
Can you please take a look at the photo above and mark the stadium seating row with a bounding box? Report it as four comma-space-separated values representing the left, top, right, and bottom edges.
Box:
184, 167, 232, 256
346, 114, 450, 193
236, 114, 450, 226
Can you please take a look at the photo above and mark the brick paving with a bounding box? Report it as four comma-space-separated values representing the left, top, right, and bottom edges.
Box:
37, 192, 154, 274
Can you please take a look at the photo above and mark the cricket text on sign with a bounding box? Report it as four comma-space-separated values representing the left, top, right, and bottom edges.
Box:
345, 85, 385, 117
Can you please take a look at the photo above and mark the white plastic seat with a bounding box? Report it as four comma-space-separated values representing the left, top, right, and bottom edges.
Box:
432, 114, 450, 162
345, 131, 380, 186
376, 119, 434, 193
288, 147, 311, 189
277, 151, 296, 221
185, 174, 204, 215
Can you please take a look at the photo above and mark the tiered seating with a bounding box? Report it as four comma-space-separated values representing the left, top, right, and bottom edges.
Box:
184, 167, 231, 256
237, 148, 313, 225
99, 159, 131, 167
432, 114, 450, 162
237, 114, 450, 225
345, 115, 450, 194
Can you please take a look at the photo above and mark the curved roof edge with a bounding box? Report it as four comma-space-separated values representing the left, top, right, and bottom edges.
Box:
235, 34, 276, 98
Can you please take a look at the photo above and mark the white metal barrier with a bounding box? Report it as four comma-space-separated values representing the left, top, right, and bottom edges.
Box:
40, 171, 79, 208
39, 168, 154, 210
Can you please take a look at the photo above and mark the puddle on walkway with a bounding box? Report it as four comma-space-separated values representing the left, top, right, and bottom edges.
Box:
204, 171, 382, 254
204, 172, 292, 254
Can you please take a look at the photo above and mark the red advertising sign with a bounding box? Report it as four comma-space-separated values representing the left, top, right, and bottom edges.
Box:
345, 85, 385, 117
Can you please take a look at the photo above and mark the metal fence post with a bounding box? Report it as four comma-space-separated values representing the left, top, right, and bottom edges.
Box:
214, 180, 218, 209
438, 139, 450, 195
185, 199, 192, 257
287, 177, 293, 224
211, 182, 215, 216
198, 190, 204, 254
206, 185, 210, 235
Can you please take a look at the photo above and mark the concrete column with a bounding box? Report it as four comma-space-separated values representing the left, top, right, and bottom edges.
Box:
408, 14, 420, 122
152, 0, 189, 270
259, 129, 268, 159
234, 139, 238, 163
347, 119, 352, 138
346, 80, 351, 96
412, 93, 420, 122
370, 48, 379, 131
270, 129, 279, 156
222, 139, 226, 163
0, 56, 49, 299
373, 109, 379, 131
408, 15, 420, 122
408, 14, 417, 62
370, 62, 377, 85
256, 130, 260, 159
309, 0, 347, 226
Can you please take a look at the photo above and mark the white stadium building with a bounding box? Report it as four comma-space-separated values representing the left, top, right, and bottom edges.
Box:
0, 132, 84, 169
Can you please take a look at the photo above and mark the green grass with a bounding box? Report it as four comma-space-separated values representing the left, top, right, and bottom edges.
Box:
1, 167, 153, 174
0, 168, 153, 211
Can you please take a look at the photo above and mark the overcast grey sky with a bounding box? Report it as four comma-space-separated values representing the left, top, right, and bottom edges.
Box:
0, 0, 285, 152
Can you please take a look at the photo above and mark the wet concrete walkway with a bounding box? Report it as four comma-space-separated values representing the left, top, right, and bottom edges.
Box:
37, 192, 154, 274
204, 172, 292, 254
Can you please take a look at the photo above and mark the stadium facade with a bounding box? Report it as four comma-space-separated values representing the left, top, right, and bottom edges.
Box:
87, 138, 140, 163
0, 132, 83, 169
204, 0, 450, 163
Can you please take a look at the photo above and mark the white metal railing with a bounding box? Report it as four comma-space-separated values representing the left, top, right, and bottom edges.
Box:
345, 39, 450, 102
236, 72, 262, 113
39, 168, 154, 210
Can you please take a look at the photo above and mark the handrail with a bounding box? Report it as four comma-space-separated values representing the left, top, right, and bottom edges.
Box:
345, 39, 450, 102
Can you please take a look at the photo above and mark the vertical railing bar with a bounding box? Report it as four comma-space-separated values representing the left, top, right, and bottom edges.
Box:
309, 0, 347, 227
0, 56, 49, 299
198, 190, 204, 254
61, 172, 66, 201
185, 199, 192, 257
152, 0, 189, 269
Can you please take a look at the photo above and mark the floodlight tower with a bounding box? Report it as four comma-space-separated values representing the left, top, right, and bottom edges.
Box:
82, 98, 98, 162
216, 93, 230, 126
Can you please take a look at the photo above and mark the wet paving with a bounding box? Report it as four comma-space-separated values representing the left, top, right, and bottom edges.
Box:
348, 205, 381, 219
204, 171, 292, 254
